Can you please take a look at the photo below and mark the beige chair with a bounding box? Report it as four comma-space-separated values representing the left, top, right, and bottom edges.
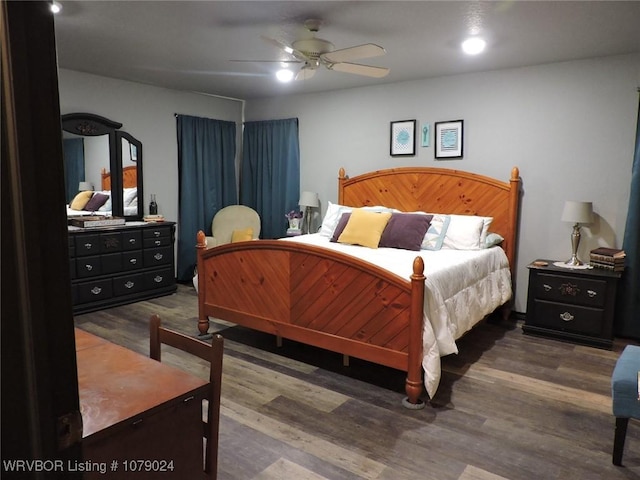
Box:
149, 314, 224, 479
194, 205, 261, 292
205, 205, 261, 247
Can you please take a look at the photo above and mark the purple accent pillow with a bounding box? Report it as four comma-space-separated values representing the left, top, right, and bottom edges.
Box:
330, 212, 352, 242
84, 193, 109, 212
379, 213, 433, 251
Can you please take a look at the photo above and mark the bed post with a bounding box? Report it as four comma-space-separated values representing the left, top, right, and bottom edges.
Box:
338, 167, 347, 204
196, 230, 210, 337
507, 167, 520, 280
403, 256, 426, 409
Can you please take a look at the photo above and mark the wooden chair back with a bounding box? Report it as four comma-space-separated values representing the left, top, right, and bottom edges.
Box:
149, 314, 223, 479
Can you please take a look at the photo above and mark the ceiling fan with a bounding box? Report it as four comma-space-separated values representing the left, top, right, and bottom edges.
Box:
253, 19, 390, 81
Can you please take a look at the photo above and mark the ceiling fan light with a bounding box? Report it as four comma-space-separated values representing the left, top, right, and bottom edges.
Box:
461, 37, 486, 55
276, 69, 294, 82
50, 1, 62, 14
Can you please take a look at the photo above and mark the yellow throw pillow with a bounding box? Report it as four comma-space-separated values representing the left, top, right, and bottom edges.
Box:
337, 209, 392, 249
69, 191, 94, 211
231, 228, 253, 243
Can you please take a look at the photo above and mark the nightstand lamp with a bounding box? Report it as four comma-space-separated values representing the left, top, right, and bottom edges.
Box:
299, 191, 319, 234
561, 200, 593, 266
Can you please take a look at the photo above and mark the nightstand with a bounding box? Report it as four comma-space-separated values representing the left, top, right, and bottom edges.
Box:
523, 259, 621, 349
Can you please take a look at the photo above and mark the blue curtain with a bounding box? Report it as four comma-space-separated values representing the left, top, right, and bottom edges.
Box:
63, 138, 85, 203
240, 118, 300, 239
615, 95, 640, 339
176, 115, 237, 282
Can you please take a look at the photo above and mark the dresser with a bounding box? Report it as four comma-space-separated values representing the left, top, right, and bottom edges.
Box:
68, 222, 176, 314
523, 259, 621, 349
76, 329, 208, 479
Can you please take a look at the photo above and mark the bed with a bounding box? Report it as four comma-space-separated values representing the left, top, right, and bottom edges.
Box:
195, 166, 521, 408
66, 167, 139, 217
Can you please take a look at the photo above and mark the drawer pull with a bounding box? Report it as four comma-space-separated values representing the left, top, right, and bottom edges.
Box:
84, 242, 93, 249
560, 312, 574, 322
85, 264, 93, 271
543, 284, 552, 291
587, 290, 597, 298
90, 286, 102, 295
124, 281, 135, 289
155, 240, 161, 246
131, 418, 144, 427
183, 395, 195, 403
154, 253, 163, 261
129, 258, 137, 264
129, 238, 136, 244
154, 231, 161, 237
153, 275, 163, 283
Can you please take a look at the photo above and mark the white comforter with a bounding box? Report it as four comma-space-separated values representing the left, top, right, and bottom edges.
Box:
281, 233, 512, 398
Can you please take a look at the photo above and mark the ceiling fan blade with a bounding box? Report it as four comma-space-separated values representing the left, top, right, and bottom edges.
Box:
321, 43, 386, 63
261, 35, 309, 62
229, 59, 302, 64
328, 62, 390, 78
295, 67, 316, 81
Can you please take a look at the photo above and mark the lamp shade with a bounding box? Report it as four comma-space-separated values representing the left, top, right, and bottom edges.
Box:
298, 191, 319, 208
561, 201, 593, 224
78, 181, 94, 191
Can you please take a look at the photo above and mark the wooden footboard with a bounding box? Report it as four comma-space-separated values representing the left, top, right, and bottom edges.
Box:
196, 232, 426, 406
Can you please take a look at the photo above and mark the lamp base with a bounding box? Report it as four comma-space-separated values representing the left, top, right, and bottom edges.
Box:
564, 256, 584, 266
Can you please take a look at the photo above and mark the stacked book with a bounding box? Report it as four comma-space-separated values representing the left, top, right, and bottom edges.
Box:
589, 247, 626, 272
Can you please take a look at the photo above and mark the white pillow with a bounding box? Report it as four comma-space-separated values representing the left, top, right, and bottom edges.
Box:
484, 232, 504, 248
422, 214, 450, 250
442, 214, 491, 250
123, 187, 137, 207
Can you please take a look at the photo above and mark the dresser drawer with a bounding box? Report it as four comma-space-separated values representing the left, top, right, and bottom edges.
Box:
143, 226, 171, 240
122, 251, 143, 271
75, 234, 101, 256
76, 256, 102, 278
101, 232, 122, 253
532, 272, 607, 308
101, 252, 123, 274
121, 230, 142, 251
143, 236, 171, 248
144, 268, 175, 289
530, 299, 605, 337
113, 273, 146, 296
76, 279, 113, 303
144, 246, 172, 267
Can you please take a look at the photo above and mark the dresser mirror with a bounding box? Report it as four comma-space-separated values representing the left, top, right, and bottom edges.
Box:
61, 113, 143, 220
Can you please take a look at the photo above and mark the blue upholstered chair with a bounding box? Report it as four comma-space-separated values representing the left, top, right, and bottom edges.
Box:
611, 344, 640, 466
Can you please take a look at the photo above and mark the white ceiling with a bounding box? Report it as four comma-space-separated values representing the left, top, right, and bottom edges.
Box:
53, 1, 640, 100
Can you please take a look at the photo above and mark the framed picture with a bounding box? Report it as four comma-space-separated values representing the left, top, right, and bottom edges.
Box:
390, 120, 416, 156
435, 120, 464, 159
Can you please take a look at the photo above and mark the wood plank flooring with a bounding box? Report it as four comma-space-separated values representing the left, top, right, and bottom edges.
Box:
75, 285, 639, 479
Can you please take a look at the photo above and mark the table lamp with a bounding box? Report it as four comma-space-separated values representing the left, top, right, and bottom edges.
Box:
299, 191, 319, 234
560, 200, 593, 266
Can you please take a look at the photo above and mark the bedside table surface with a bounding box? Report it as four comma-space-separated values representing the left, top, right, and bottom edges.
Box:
528, 259, 622, 279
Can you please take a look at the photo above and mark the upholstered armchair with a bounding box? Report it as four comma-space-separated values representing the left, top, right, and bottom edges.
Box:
194, 205, 260, 293
205, 205, 261, 247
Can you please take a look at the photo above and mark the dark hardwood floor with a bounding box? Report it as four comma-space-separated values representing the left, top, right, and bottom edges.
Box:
75, 284, 639, 479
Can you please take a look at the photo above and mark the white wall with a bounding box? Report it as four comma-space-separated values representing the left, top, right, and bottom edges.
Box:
246, 53, 640, 312
58, 69, 244, 231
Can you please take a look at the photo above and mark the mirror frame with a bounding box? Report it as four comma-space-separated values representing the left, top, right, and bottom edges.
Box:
61, 113, 144, 220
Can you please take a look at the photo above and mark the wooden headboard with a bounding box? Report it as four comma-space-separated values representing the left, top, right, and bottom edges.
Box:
101, 166, 138, 191
338, 166, 521, 274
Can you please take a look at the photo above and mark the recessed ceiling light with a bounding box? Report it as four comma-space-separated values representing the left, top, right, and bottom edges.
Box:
276, 69, 294, 83
50, 1, 62, 14
461, 37, 486, 55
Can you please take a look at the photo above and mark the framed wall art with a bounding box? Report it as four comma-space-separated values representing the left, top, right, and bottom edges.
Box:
390, 120, 416, 156
435, 120, 463, 159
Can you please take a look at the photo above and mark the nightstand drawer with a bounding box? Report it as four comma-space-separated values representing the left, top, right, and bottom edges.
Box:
532, 272, 607, 308
532, 299, 604, 337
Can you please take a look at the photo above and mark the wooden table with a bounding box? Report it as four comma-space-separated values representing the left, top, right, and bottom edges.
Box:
76, 329, 208, 479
